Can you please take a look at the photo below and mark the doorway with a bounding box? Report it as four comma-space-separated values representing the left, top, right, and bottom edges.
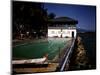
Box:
72, 31, 74, 38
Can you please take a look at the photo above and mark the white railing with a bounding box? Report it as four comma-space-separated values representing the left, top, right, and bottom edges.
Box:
60, 37, 76, 71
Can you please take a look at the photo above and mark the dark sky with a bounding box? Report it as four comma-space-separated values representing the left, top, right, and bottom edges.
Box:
44, 3, 96, 31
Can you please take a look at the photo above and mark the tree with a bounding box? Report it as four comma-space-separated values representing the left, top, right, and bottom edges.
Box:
48, 13, 56, 19
13, 1, 48, 39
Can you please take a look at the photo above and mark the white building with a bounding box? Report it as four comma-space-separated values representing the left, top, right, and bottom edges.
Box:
48, 27, 76, 38
47, 17, 78, 38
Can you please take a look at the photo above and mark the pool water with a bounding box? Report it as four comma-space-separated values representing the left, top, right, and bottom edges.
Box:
13, 38, 71, 60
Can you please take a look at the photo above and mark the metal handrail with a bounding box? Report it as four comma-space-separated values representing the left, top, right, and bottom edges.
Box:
60, 37, 76, 71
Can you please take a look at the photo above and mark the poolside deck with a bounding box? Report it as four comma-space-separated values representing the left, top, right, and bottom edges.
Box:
13, 63, 59, 73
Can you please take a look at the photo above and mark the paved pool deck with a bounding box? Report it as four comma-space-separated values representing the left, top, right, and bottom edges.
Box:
13, 63, 59, 73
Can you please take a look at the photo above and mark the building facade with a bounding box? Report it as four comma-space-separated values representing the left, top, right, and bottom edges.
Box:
48, 26, 76, 38
47, 17, 78, 38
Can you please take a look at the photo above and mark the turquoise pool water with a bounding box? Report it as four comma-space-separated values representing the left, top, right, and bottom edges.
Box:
13, 38, 71, 60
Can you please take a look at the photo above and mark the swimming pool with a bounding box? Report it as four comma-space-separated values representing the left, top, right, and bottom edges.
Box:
13, 38, 71, 60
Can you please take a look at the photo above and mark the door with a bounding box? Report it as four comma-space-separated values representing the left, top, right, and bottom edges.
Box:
72, 31, 74, 38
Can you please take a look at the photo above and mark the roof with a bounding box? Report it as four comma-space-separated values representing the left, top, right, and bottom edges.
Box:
48, 27, 76, 29
47, 17, 78, 25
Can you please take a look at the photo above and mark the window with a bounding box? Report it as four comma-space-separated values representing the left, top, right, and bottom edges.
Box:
58, 31, 61, 34
51, 31, 55, 34
62, 31, 65, 34
67, 31, 70, 34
